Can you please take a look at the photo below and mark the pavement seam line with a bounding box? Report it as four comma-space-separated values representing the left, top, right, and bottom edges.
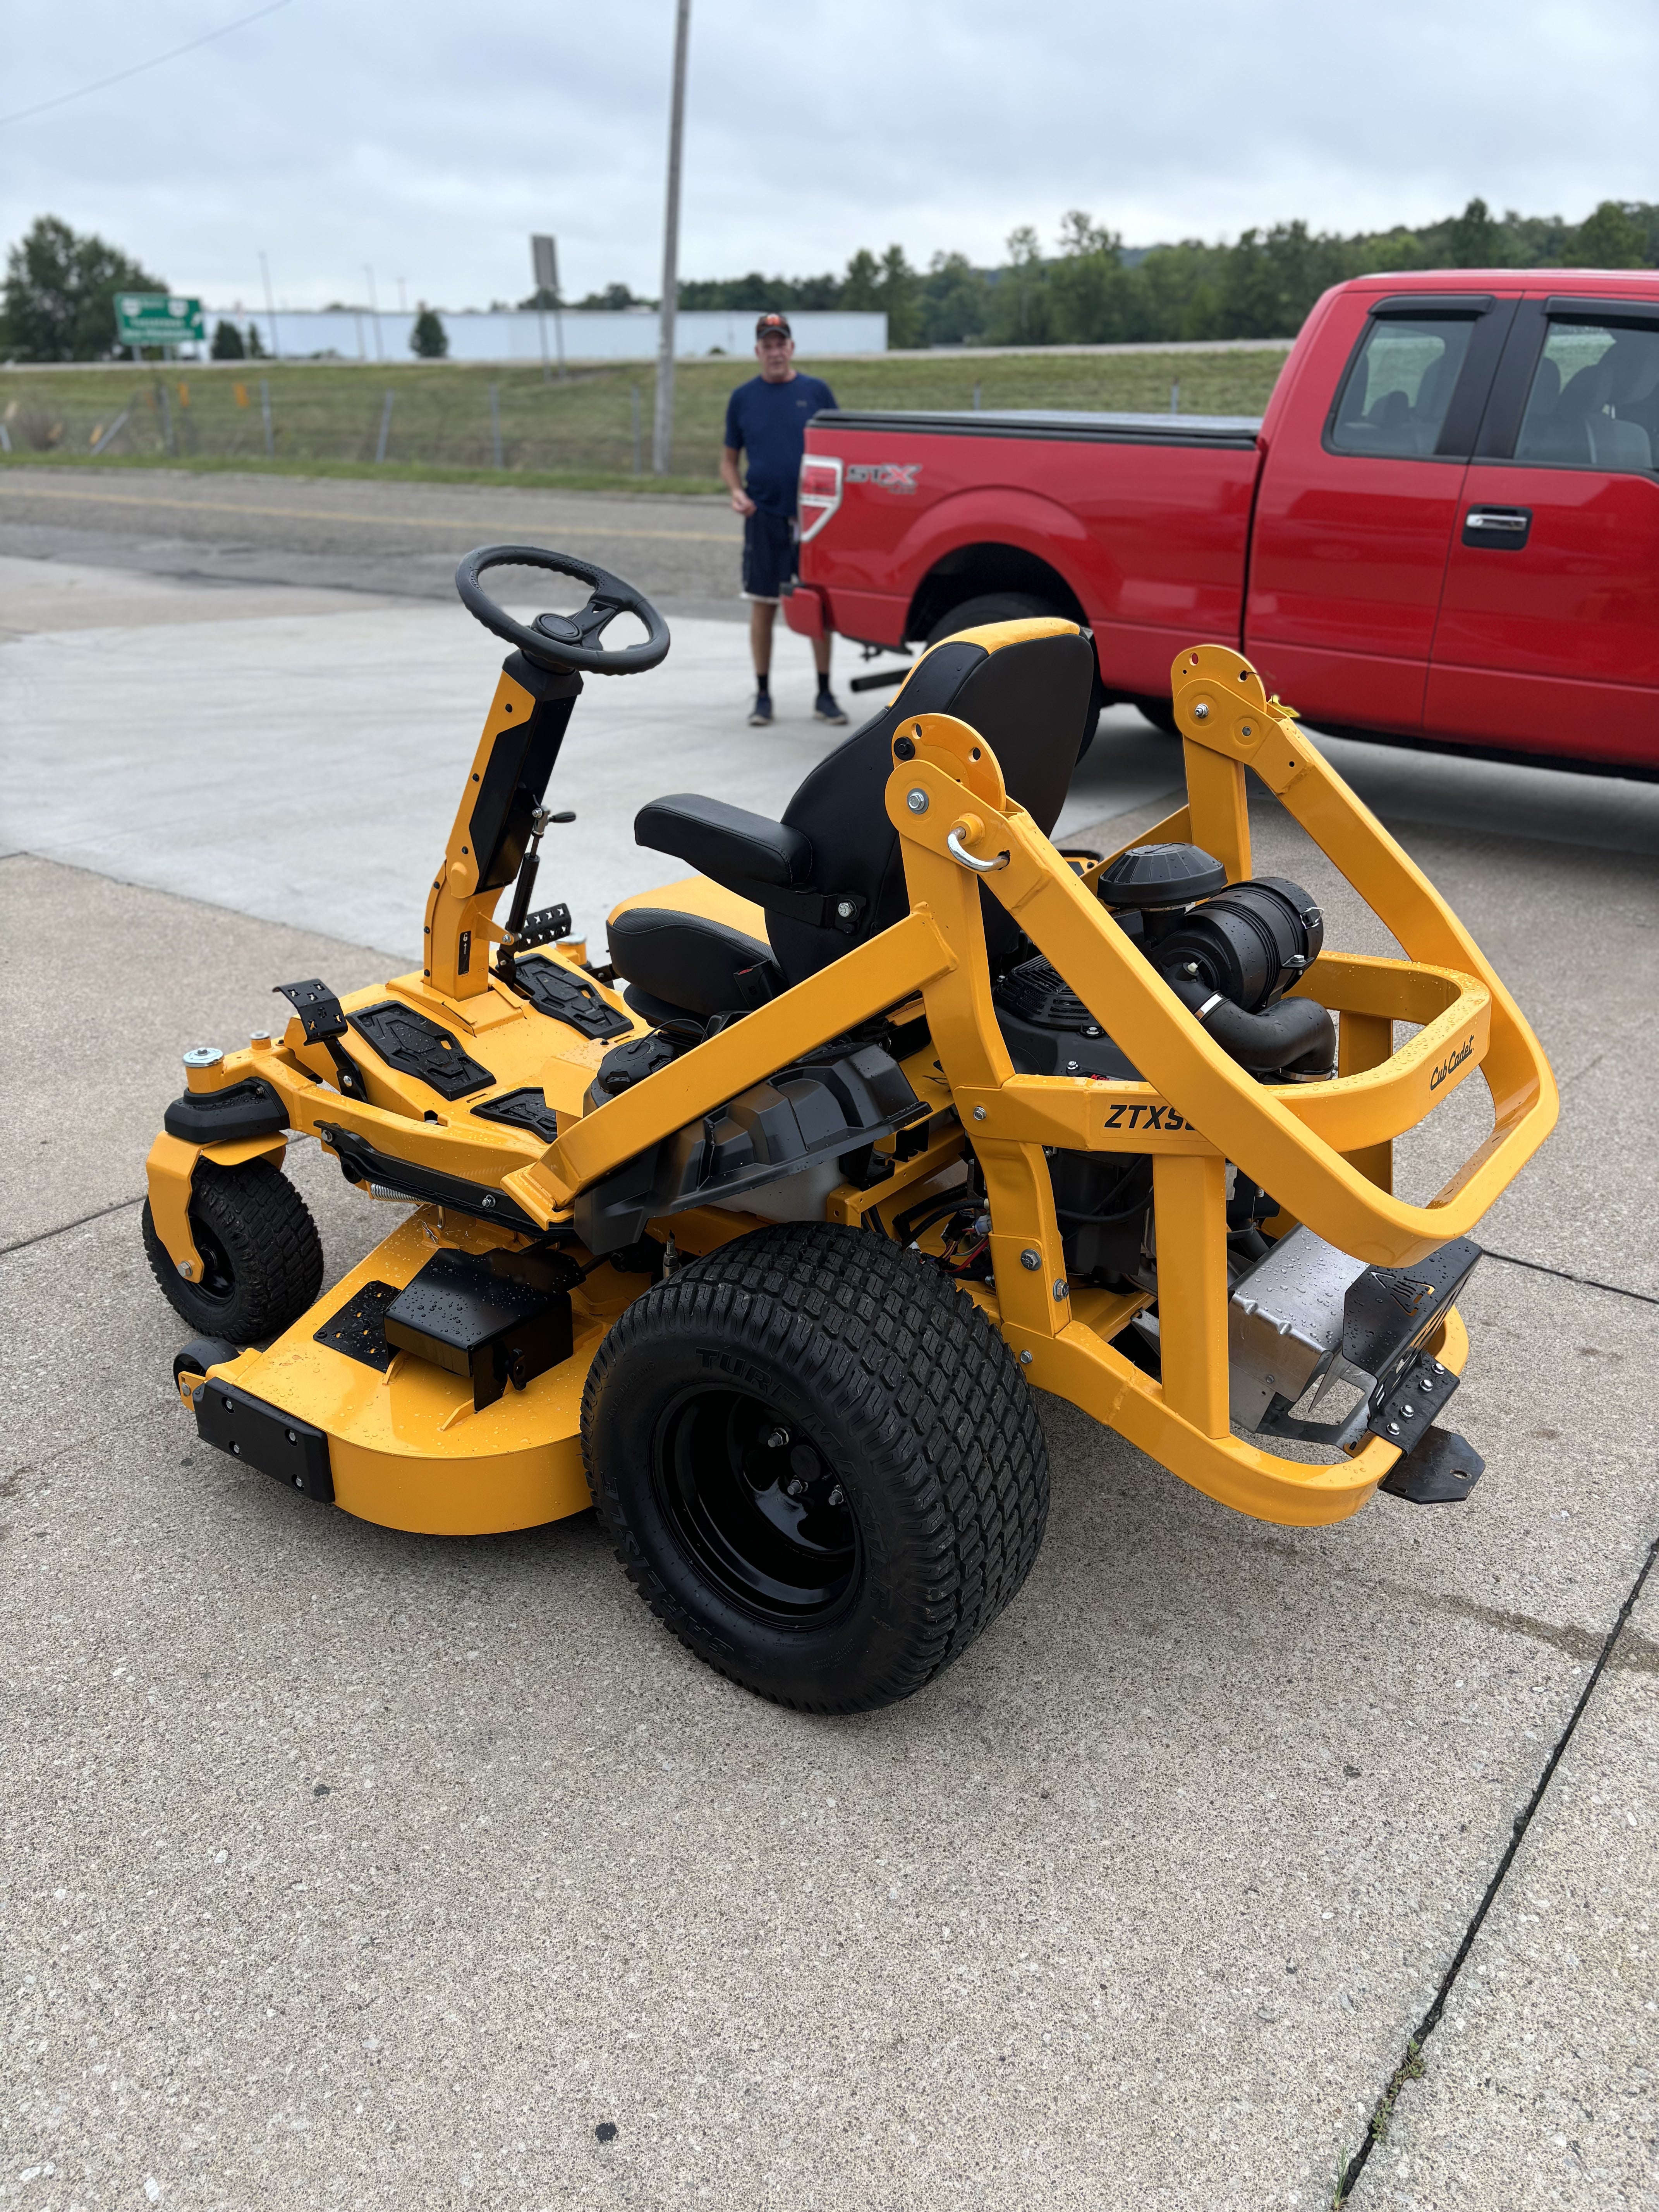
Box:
1482, 1248, 1659, 1309
1332, 1523, 1659, 2207
2, 1194, 144, 1256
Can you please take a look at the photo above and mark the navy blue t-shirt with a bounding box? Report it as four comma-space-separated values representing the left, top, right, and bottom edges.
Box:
723, 372, 838, 517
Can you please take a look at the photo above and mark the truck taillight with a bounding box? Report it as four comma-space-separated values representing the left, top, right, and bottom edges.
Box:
798, 455, 843, 542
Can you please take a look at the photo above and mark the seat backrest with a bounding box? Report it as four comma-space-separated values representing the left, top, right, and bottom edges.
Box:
768, 620, 1094, 985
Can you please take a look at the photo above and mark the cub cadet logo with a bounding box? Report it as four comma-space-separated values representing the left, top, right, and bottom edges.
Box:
846, 462, 920, 493
1429, 1034, 1476, 1091
1385, 1275, 1438, 1318
1104, 1103, 1187, 1131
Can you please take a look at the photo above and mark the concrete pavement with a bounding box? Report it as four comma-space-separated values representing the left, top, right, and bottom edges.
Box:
1346, 1568, 1659, 2210
2, 550, 1656, 2209
0, 579, 1185, 954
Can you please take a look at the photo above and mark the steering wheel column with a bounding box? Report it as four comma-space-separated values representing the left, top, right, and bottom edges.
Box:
422, 656, 582, 1001
420, 546, 673, 1003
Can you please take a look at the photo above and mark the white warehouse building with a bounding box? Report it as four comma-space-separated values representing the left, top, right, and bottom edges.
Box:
206, 307, 888, 364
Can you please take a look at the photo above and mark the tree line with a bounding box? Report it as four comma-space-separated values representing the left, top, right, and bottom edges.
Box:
661, 198, 1657, 348
5, 199, 1654, 363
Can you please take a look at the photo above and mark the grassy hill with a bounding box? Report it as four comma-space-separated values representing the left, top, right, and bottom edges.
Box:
0, 347, 1289, 495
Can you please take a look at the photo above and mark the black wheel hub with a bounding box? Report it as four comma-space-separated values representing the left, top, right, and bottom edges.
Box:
653, 1388, 858, 1625
189, 1214, 237, 1305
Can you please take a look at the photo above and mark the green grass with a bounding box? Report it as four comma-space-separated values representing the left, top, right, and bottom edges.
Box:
0, 349, 1290, 493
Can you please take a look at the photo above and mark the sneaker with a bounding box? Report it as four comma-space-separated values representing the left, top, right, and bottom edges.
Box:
747, 690, 773, 726
813, 689, 849, 726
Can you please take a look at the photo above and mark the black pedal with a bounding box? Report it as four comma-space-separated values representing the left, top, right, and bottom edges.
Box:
508, 957, 632, 1040
273, 978, 369, 1100
514, 903, 572, 952
1380, 1425, 1485, 1504
384, 1248, 574, 1411
274, 977, 347, 1042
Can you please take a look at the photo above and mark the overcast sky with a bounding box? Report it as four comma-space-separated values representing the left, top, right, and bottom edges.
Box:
3, 0, 1654, 311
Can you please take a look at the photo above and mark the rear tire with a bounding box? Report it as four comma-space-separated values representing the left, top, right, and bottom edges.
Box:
581, 1222, 1050, 1713
928, 592, 1102, 757
143, 1160, 324, 1344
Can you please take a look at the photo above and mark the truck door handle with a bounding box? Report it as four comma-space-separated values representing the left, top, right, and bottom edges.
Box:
1463, 506, 1532, 549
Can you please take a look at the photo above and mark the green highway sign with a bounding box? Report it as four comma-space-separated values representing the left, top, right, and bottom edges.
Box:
114, 293, 206, 347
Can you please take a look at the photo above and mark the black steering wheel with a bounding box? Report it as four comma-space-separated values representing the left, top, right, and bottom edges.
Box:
454, 543, 671, 676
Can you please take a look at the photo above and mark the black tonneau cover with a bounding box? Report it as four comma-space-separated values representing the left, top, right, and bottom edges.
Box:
815, 407, 1262, 451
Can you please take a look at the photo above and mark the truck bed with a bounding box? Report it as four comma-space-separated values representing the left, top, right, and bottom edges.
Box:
819, 407, 1262, 449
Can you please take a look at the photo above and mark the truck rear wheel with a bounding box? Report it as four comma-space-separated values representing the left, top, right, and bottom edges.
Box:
580, 1222, 1050, 1713
928, 594, 1103, 756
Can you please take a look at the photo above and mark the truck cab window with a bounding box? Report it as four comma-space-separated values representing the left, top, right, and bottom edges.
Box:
1330, 317, 1474, 457
1514, 321, 1659, 473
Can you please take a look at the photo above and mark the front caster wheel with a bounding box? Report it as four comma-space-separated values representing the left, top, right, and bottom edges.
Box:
142, 1160, 324, 1344
581, 1222, 1050, 1713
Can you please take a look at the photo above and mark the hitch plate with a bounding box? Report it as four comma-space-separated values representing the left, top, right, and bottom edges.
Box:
1380, 1425, 1486, 1504
1368, 1347, 1462, 1443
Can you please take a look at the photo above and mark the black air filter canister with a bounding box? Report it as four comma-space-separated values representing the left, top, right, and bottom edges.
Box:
1096, 842, 1229, 910
1149, 878, 1324, 1012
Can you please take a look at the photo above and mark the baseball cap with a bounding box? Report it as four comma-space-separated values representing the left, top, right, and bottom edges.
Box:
755, 312, 792, 339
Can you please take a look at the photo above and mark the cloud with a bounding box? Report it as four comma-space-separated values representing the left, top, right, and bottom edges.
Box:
3, 0, 1653, 309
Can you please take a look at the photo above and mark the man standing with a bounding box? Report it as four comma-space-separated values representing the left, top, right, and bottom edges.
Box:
721, 312, 847, 728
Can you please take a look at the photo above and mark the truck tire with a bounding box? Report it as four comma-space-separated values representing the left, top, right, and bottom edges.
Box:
1135, 695, 1180, 737
581, 1221, 1050, 1713
928, 594, 1103, 757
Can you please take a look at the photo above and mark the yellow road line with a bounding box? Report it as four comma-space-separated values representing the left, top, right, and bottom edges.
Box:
0, 481, 739, 543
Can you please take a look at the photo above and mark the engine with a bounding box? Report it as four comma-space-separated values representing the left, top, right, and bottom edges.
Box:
989, 842, 1336, 1291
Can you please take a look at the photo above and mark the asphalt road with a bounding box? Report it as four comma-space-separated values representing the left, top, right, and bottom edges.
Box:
0, 465, 746, 620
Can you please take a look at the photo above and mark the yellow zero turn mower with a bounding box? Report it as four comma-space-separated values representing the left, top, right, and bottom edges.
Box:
145, 544, 1558, 1713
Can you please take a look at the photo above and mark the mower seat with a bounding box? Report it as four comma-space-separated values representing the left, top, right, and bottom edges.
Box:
608, 622, 1094, 1024
607, 904, 775, 1025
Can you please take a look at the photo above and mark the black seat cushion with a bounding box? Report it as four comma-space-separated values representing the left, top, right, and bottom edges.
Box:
768, 628, 1093, 983
608, 905, 778, 1020
622, 626, 1094, 1002
634, 794, 813, 888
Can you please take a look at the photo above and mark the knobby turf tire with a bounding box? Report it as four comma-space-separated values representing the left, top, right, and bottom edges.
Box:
142, 1159, 324, 1344
580, 1222, 1050, 1714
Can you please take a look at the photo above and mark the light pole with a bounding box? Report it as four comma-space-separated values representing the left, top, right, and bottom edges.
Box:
652, 0, 691, 476
258, 250, 282, 360
531, 234, 567, 384
364, 265, 383, 362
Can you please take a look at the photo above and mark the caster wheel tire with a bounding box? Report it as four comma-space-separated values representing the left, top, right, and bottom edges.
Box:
172, 1336, 242, 1389
581, 1222, 1050, 1714
143, 1160, 324, 1345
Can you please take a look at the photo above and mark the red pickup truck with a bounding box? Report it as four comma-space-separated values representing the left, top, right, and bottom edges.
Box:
785, 269, 1659, 771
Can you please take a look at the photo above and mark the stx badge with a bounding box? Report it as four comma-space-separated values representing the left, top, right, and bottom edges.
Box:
846, 462, 920, 493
